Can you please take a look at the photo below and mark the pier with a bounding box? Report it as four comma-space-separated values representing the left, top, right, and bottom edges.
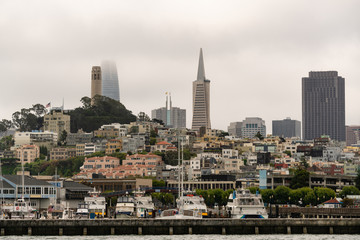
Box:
1, 219, 360, 235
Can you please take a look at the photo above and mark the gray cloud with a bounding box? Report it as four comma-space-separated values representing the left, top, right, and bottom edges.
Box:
1, 0, 359, 132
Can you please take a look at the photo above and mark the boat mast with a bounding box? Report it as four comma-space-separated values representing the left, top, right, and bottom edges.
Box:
21, 149, 24, 200
0, 157, 4, 216
177, 132, 181, 200
181, 138, 184, 198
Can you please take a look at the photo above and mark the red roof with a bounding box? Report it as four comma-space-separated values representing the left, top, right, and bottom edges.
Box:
323, 198, 341, 204
156, 141, 172, 145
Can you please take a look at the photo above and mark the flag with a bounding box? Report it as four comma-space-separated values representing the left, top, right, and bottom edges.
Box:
45, 102, 51, 108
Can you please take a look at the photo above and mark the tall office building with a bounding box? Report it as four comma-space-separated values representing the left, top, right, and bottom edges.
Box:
228, 122, 242, 137
272, 118, 301, 138
192, 48, 211, 131
101, 60, 120, 101
151, 93, 186, 129
302, 71, 345, 141
228, 118, 266, 138
91, 66, 102, 104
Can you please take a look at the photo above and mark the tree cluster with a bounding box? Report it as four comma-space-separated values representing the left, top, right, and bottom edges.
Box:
0, 104, 47, 133
69, 96, 137, 133
195, 189, 233, 207
250, 186, 336, 206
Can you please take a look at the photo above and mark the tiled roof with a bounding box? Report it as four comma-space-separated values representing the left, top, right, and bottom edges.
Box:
156, 141, 172, 145
323, 198, 341, 204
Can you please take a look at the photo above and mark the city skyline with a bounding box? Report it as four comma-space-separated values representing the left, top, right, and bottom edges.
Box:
1, 1, 360, 132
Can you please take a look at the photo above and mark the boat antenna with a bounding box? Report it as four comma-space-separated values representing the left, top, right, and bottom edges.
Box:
0, 157, 4, 216
21, 149, 24, 200
181, 137, 184, 197
178, 131, 181, 200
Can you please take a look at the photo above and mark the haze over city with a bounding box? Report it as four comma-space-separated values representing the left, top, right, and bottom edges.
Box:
1, 0, 360, 131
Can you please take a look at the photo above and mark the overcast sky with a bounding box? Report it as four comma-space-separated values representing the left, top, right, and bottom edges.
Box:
1, 0, 360, 132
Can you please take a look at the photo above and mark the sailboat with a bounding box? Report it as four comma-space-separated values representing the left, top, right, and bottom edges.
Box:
158, 134, 205, 219
9, 151, 35, 219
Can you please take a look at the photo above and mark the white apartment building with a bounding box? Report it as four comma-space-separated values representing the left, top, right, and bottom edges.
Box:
14, 131, 58, 149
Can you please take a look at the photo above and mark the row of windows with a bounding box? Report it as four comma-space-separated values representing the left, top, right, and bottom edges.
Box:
16, 187, 55, 195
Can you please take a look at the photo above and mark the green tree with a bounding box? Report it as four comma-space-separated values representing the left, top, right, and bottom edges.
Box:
70, 96, 136, 132
249, 187, 260, 194
289, 187, 313, 206
260, 189, 275, 204
149, 138, 156, 145
283, 150, 292, 157
342, 198, 354, 208
0, 135, 14, 150
152, 179, 166, 187
59, 130, 68, 145
40, 146, 48, 156
339, 186, 360, 198
255, 131, 264, 140
314, 187, 336, 204
355, 169, 360, 190
303, 190, 317, 206
274, 186, 291, 204
290, 168, 310, 189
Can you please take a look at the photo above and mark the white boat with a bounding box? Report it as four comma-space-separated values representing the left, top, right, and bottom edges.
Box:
84, 191, 107, 217
135, 196, 154, 218
226, 189, 268, 219
177, 194, 208, 217
75, 202, 90, 219
115, 196, 135, 217
10, 198, 35, 219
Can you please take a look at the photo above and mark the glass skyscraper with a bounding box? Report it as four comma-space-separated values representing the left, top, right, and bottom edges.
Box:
101, 60, 120, 101
302, 71, 345, 141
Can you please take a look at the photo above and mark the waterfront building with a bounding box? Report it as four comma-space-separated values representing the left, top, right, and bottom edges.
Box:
101, 60, 120, 101
192, 48, 211, 131
91, 66, 102, 104
0, 174, 57, 212
43, 109, 71, 140
272, 118, 301, 138
302, 71, 345, 141
346, 125, 360, 146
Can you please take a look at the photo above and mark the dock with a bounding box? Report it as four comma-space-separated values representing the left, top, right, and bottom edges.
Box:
1, 219, 360, 235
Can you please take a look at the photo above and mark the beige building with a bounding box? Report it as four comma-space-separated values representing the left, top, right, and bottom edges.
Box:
91, 66, 102, 104
76, 144, 85, 156
192, 48, 211, 132
105, 139, 122, 155
81, 156, 121, 170
43, 109, 71, 139
50, 147, 76, 161
16, 145, 40, 164
94, 124, 120, 139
